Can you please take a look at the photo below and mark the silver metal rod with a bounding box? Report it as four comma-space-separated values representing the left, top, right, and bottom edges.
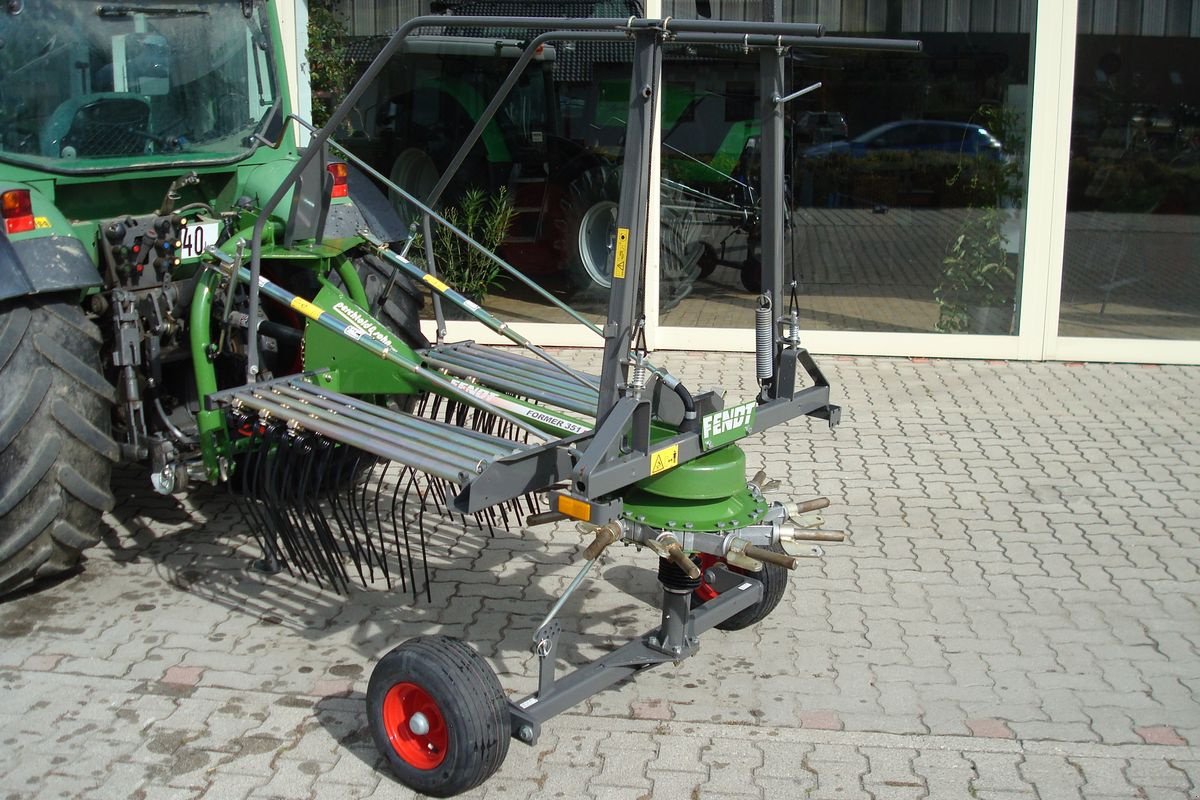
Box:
774, 81, 823, 106
533, 558, 595, 640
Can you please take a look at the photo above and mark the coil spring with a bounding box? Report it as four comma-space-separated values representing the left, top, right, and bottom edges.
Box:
631, 361, 648, 391
755, 295, 773, 381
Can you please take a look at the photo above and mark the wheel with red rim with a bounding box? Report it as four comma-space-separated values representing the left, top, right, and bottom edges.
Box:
367, 635, 510, 797
693, 543, 789, 631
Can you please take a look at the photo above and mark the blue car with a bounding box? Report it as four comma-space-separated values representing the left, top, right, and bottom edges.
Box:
803, 120, 1005, 160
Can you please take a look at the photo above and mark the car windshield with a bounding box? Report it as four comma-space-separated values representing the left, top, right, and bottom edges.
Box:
0, 0, 278, 171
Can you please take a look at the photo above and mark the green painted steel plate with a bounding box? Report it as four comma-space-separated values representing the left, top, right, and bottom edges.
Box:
622, 486, 768, 533
636, 444, 746, 500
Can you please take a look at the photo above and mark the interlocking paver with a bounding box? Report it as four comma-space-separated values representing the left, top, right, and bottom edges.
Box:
2, 355, 1199, 799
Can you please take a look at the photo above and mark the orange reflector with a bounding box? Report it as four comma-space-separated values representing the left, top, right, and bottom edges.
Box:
1, 189, 35, 234
556, 495, 591, 522
327, 162, 348, 198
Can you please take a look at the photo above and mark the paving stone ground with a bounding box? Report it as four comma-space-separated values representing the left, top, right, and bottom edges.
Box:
2, 352, 1198, 799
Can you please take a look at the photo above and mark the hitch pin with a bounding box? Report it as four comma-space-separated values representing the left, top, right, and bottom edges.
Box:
532, 522, 622, 640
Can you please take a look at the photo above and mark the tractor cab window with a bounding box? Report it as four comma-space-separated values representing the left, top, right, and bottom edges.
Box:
0, 0, 279, 171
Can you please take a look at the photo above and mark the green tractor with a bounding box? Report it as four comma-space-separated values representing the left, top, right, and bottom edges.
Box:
0, 0, 428, 591
2, 3, 915, 795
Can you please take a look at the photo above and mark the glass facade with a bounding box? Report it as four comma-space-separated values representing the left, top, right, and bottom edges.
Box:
337, 1, 1199, 362
1059, 2, 1200, 340
658, 8, 1036, 335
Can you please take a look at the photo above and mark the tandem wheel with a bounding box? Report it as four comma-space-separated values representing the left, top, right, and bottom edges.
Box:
366, 635, 511, 797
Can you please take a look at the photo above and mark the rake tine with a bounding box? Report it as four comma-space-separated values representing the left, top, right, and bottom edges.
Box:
368, 460, 393, 590
327, 443, 373, 583
273, 431, 326, 588
262, 426, 315, 583
399, 466, 423, 601
227, 420, 273, 568
292, 434, 349, 593
386, 464, 410, 594
310, 438, 368, 587
250, 423, 291, 576
305, 437, 354, 592
344, 449, 386, 580
412, 473, 433, 603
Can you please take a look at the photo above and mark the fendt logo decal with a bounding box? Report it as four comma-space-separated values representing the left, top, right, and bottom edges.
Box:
701, 401, 756, 450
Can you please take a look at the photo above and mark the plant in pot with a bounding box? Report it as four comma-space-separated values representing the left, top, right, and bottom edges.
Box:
412, 187, 516, 306
934, 205, 1016, 333
934, 104, 1024, 334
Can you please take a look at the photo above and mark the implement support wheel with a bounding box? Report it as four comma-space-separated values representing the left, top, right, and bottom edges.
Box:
367, 635, 511, 797
693, 542, 789, 631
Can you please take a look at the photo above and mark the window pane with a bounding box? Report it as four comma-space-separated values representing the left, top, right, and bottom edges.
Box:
658, 3, 1036, 336
1059, 5, 1200, 340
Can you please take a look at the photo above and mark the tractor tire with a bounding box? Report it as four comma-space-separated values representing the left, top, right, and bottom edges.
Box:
348, 253, 429, 353
0, 295, 117, 596
693, 542, 789, 631
559, 165, 702, 310
368, 635, 511, 797
388, 147, 441, 232
559, 164, 620, 299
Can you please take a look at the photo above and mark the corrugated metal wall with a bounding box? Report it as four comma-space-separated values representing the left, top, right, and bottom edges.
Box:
343, 0, 1200, 37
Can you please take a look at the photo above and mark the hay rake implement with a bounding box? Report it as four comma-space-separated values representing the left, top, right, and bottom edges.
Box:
199, 14, 919, 796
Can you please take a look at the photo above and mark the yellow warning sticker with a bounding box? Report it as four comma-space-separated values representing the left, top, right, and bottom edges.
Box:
289, 296, 324, 321
34, 217, 52, 229
612, 227, 630, 279
649, 444, 679, 476
423, 274, 450, 293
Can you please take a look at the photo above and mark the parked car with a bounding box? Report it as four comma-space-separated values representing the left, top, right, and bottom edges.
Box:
803, 120, 1005, 159
795, 110, 848, 144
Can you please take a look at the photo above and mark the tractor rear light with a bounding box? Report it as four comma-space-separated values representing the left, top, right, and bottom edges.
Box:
327, 162, 348, 199
1, 189, 35, 235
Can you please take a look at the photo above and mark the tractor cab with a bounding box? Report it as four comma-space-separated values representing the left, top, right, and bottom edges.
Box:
0, 0, 280, 170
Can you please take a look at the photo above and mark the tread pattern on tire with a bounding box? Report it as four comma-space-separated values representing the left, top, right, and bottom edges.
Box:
0, 296, 116, 595
559, 164, 701, 310
367, 634, 510, 797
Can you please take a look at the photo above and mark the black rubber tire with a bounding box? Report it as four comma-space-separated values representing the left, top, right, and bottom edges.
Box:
388, 147, 441, 232
346, 253, 429, 353
0, 295, 117, 596
367, 635, 511, 797
559, 164, 620, 298
695, 542, 790, 631
559, 165, 702, 309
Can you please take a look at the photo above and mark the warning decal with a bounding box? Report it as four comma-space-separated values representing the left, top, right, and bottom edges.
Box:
613, 227, 630, 279
649, 444, 679, 476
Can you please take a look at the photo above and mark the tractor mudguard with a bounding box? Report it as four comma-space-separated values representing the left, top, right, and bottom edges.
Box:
0, 184, 100, 302
346, 164, 410, 243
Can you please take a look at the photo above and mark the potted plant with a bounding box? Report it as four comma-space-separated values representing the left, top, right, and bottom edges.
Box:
414, 187, 516, 305
934, 205, 1016, 333
934, 105, 1024, 334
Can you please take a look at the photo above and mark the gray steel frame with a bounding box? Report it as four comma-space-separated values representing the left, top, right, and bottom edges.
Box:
220, 15, 919, 752
231, 16, 916, 513
509, 563, 762, 745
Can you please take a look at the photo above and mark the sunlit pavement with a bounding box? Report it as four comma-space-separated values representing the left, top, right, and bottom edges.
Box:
2, 351, 1198, 799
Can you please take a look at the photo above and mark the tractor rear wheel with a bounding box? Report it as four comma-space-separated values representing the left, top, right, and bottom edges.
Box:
389, 147, 441, 231
560, 165, 702, 310
367, 635, 511, 797
0, 295, 116, 596
349, 253, 429, 353
693, 542, 789, 631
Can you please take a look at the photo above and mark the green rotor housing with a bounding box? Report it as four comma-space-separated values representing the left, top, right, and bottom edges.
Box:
622, 445, 768, 532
